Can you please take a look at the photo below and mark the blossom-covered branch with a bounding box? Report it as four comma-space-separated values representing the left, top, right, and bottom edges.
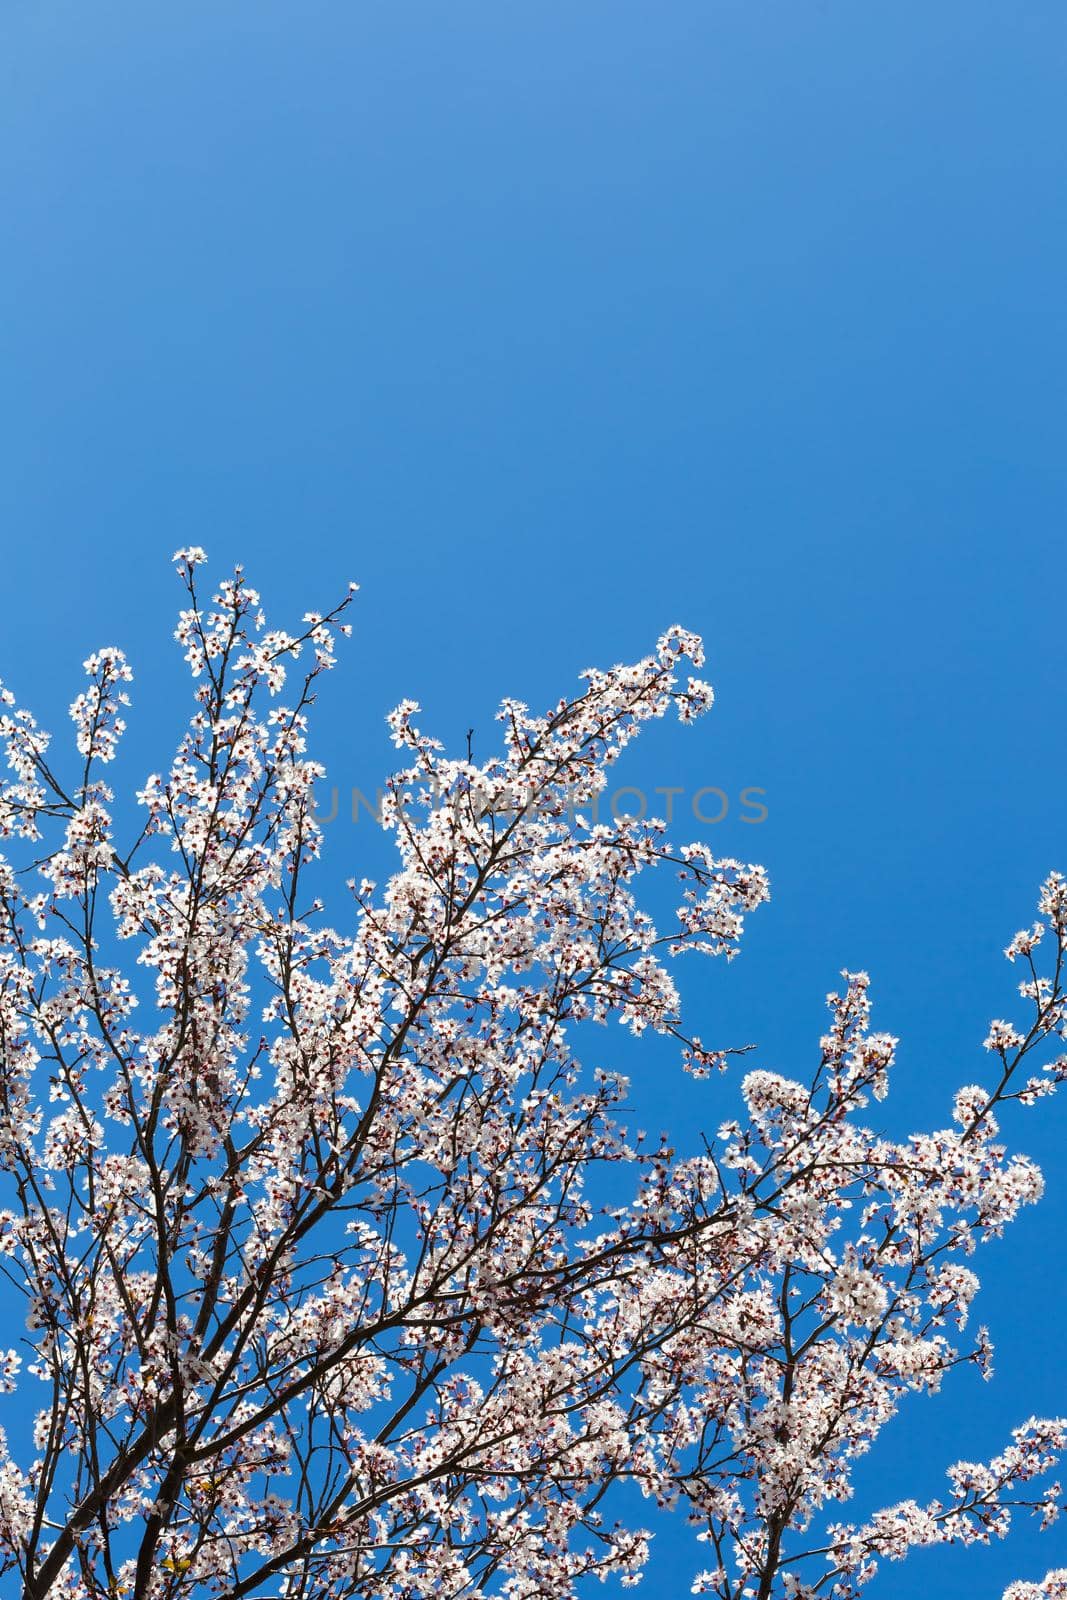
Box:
0, 551, 1062, 1600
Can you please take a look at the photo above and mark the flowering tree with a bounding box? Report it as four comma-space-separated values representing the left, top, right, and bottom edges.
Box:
0, 549, 1065, 1600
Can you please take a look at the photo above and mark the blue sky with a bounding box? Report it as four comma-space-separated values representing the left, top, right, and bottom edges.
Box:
1, 3, 1065, 1594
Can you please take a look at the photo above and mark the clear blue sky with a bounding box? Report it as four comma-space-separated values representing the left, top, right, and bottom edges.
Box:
1, 4, 1065, 1595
